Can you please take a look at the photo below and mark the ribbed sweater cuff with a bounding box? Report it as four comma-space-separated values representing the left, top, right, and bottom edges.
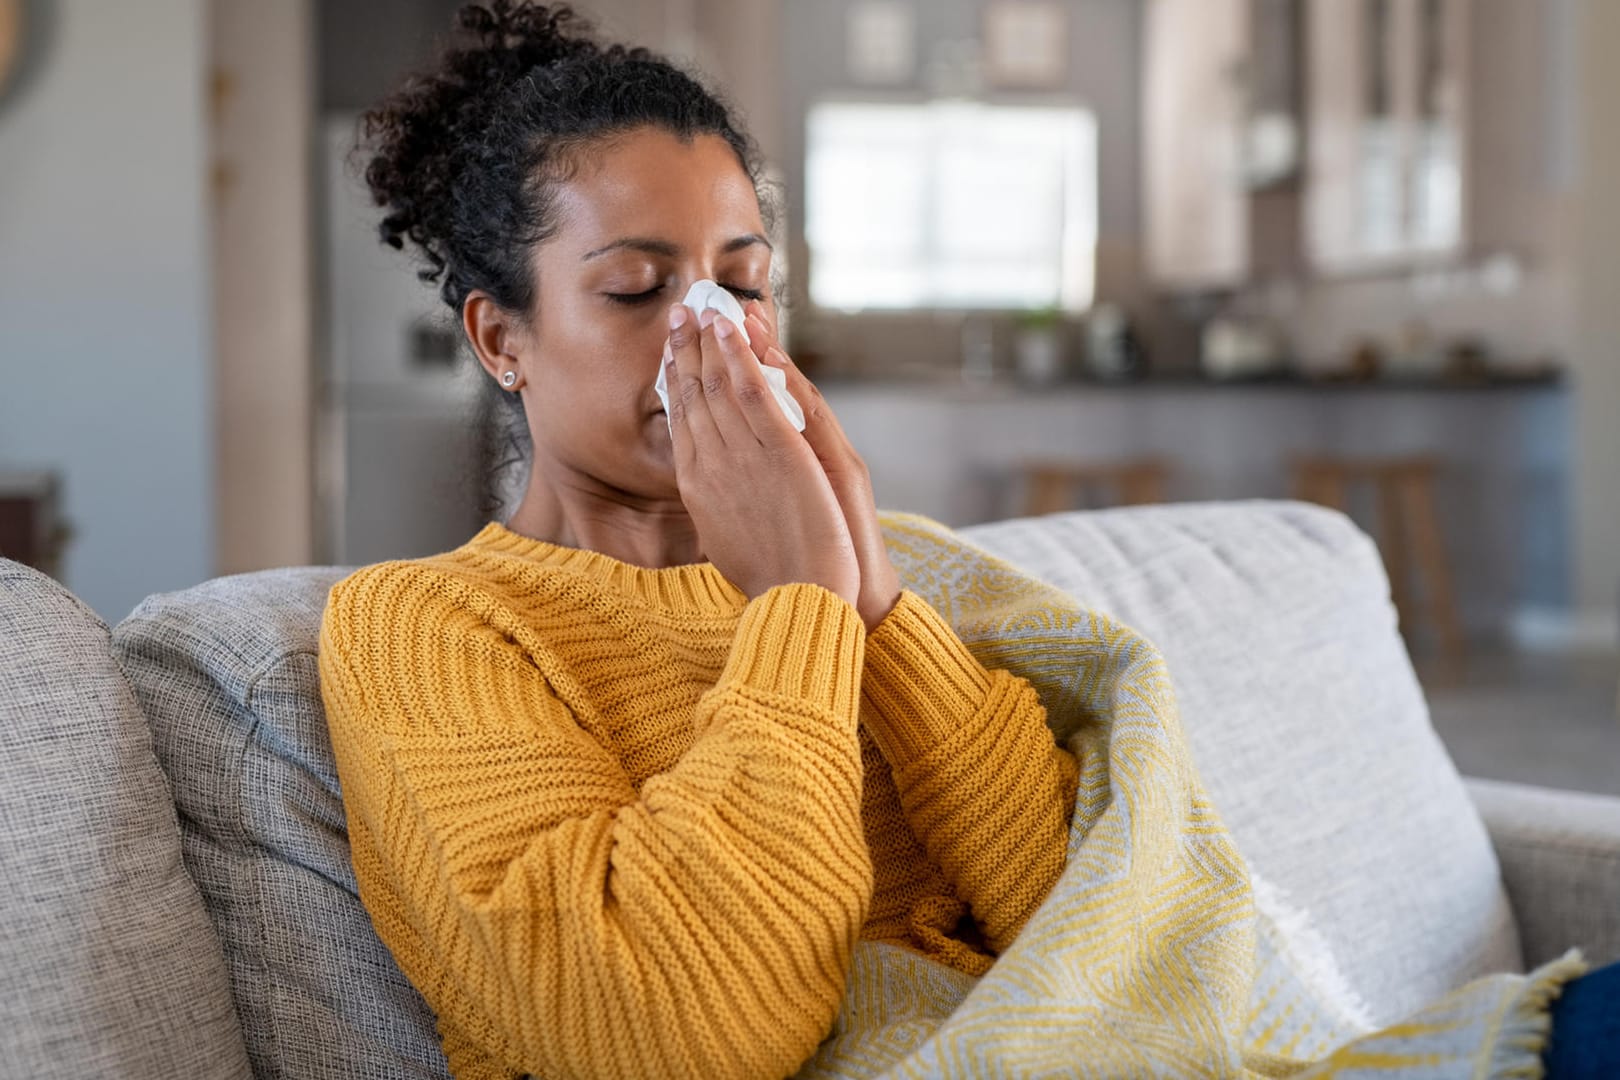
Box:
861, 589, 993, 764
718, 584, 866, 725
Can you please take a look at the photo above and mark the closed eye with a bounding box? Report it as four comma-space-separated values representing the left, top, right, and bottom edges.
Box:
605, 284, 766, 306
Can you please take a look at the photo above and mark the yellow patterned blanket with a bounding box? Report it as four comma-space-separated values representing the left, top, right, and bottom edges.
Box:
796, 513, 1585, 1079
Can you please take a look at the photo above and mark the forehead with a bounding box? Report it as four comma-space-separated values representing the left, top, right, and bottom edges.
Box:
549, 128, 763, 252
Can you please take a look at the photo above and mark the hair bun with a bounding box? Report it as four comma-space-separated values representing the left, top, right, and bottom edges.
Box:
456, 0, 598, 69
361, 2, 600, 282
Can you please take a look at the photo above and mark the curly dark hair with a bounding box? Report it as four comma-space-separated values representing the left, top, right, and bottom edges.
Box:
358, 0, 778, 517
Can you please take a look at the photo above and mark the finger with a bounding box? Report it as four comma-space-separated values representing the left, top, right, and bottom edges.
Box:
668, 304, 722, 453
762, 343, 846, 447
744, 298, 777, 339
742, 302, 780, 363
760, 342, 876, 521
765, 346, 872, 484
716, 315, 798, 447
743, 312, 777, 364
662, 344, 697, 472
696, 314, 757, 447
748, 329, 882, 528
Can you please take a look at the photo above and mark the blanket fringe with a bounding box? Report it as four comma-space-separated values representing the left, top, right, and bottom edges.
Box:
1488, 949, 1589, 1080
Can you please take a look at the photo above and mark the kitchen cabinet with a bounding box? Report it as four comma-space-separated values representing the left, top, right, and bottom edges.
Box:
1143, 0, 1252, 290
1143, 0, 1308, 289
1144, 0, 1472, 287
1305, 0, 1470, 272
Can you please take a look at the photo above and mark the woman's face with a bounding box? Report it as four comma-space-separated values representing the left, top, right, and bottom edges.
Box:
518, 126, 775, 500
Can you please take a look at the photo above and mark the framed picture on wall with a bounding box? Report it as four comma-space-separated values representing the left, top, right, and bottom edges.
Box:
846, 0, 916, 86
983, 1, 1068, 90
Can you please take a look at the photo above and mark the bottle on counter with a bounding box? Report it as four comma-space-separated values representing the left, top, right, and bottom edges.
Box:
1085, 303, 1145, 381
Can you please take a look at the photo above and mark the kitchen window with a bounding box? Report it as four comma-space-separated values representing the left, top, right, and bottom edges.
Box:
804, 100, 1098, 313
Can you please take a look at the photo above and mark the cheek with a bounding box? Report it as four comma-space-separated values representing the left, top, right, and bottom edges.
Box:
538, 314, 663, 405
612, 320, 666, 396
530, 279, 670, 399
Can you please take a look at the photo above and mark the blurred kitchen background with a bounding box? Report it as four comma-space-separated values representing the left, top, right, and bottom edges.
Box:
1, 0, 1616, 790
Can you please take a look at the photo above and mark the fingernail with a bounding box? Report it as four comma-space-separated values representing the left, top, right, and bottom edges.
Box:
668, 305, 688, 330
765, 345, 788, 365
698, 308, 717, 329
714, 316, 735, 340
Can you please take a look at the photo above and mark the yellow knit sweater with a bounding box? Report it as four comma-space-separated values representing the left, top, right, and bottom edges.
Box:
317, 520, 1080, 1080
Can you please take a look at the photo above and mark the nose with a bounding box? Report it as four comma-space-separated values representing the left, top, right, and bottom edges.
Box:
676, 270, 720, 296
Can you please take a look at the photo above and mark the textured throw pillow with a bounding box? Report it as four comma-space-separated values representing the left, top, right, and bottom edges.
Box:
961, 500, 1523, 1023
0, 559, 252, 1079
112, 566, 450, 1080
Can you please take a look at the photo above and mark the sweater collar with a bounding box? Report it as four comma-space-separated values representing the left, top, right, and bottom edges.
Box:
465, 520, 747, 614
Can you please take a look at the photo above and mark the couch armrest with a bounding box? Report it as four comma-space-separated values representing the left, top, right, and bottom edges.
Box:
1465, 777, 1620, 968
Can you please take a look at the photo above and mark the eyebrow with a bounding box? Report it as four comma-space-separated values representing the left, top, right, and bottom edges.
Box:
581, 233, 773, 261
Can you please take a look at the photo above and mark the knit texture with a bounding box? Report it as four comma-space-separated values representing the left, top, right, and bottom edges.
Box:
318, 518, 1080, 1080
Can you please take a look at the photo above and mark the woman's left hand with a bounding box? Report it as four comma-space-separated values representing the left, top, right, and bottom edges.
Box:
742, 300, 901, 633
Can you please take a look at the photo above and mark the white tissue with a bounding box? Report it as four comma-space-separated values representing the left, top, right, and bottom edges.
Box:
654, 280, 806, 433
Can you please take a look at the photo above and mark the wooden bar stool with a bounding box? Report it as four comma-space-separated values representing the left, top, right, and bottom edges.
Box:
1020, 458, 1170, 516
1289, 454, 1464, 674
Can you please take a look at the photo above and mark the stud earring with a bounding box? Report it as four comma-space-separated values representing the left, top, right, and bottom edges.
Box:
502, 371, 517, 388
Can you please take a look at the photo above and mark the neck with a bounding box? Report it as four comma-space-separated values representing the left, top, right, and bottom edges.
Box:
502, 462, 703, 570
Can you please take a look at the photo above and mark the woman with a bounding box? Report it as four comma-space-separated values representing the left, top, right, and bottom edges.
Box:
319, 4, 1619, 1079
318, 4, 1079, 1078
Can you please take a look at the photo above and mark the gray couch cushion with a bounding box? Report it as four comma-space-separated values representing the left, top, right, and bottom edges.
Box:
0, 559, 252, 1079
112, 567, 449, 1080
960, 501, 1523, 1023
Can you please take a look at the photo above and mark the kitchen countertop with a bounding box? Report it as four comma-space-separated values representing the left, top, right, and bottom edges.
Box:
814, 369, 1566, 393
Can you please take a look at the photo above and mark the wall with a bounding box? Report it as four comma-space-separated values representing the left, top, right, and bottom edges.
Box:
0, 0, 212, 622
687, 0, 785, 165
318, 0, 462, 112
312, 0, 752, 113
1569, 0, 1620, 644
211, 0, 315, 575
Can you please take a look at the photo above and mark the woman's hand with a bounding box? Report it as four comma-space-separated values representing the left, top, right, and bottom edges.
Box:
664, 303, 861, 609
740, 300, 902, 633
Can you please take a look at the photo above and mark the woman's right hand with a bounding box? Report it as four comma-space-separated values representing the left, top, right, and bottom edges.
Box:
664, 303, 861, 608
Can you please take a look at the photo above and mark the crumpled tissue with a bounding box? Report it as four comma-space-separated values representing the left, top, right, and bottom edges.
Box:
654, 279, 806, 433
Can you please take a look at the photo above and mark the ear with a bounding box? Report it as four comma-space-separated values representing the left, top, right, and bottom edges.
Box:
463, 290, 527, 390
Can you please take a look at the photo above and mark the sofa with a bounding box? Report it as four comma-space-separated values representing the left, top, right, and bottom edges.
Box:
2, 500, 1617, 1079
